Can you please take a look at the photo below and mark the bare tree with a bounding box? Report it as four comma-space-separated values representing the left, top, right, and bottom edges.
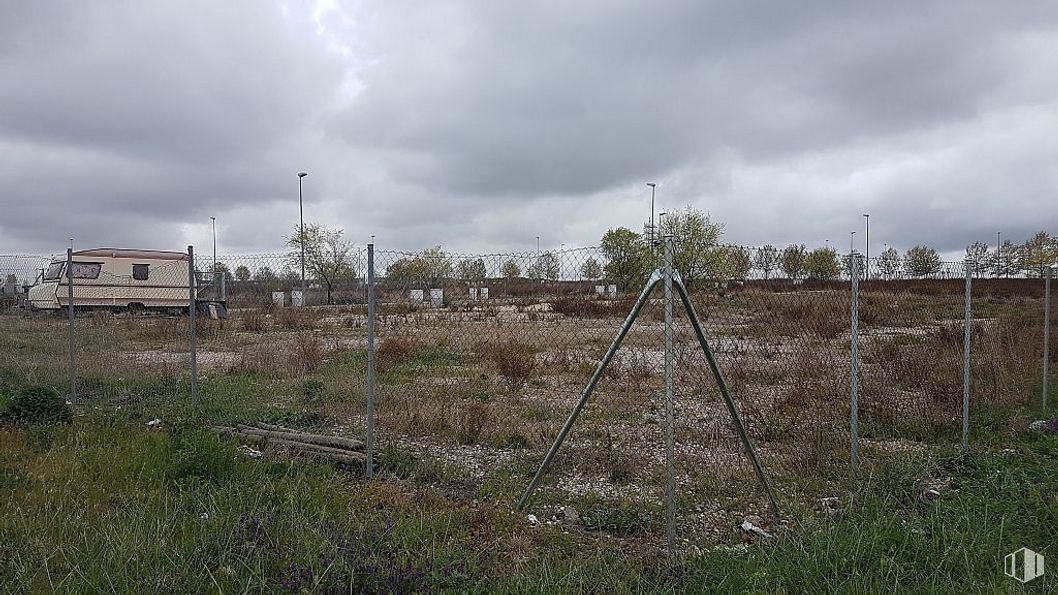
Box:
285, 223, 356, 304
753, 245, 779, 281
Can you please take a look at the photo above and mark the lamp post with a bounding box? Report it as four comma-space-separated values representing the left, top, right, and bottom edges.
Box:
298, 172, 308, 301
863, 213, 870, 277
209, 216, 217, 277
850, 231, 856, 254
996, 231, 1002, 278
647, 183, 657, 245
536, 236, 540, 252
560, 243, 564, 281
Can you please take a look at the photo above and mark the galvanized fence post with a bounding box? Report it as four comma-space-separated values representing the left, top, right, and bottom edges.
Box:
1044, 266, 1052, 410
663, 236, 676, 554
850, 255, 860, 476
962, 260, 973, 448
188, 245, 198, 410
66, 247, 76, 401
366, 243, 377, 478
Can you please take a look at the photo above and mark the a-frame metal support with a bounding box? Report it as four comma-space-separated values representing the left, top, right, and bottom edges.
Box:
516, 269, 779, 516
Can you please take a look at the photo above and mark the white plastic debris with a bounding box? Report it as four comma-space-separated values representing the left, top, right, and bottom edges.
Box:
740, 519, 774, 539
527, 514, 539, 526
820, 496, 840, 514
146, 418, 162, 427
239, 445, 263, 459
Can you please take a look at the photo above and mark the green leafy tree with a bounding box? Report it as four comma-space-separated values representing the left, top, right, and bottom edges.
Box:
753, 245, 779, 280
600, 227, 649, 289
903, 245, 942, 278
386, 246, 453, 288
878, 247, 901, 279
1019, 231, 1057, 277
964, 242, 989, 269
285, 223, 356, 304
456, 258, 488, 282
805, 248, 841, 280
501, 259, 521, 279
989, 240, 1021, 278
657, 207, 725, 283
714, 246, 752, 280
780, 244, 808, 280
234, 265, 251, 283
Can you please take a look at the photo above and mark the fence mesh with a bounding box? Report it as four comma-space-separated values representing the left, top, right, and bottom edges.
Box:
1, 244, 1053, 549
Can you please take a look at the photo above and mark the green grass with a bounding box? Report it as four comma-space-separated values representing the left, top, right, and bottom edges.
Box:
1, 410, 1056, 592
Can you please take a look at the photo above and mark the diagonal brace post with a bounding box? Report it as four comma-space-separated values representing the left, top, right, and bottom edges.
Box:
673, 276, 780, 515
517, 271, 664, 510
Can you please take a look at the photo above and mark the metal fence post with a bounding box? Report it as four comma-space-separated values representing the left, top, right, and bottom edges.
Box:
366, 243, 376, 477
66, 247, 76, 401
663, 236, 676, 554
850, 255, 860, 476
962, 260, 973, 448
1044, 266, 1052, 410
188, 245, 198, 410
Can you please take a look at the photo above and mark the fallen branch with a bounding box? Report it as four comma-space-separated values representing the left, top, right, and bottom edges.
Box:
213, 426, 368, 468
234, 423, 365, 451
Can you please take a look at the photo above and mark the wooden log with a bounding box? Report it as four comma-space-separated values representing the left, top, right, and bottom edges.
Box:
254, 422, 297, 433
214, 427, 367, 466
233, 423, 365, 451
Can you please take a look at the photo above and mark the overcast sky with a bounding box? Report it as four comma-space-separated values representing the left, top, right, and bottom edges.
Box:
2, 0, 1056, 257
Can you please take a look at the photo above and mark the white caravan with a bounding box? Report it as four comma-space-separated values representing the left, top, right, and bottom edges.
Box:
26, 248, 213, 313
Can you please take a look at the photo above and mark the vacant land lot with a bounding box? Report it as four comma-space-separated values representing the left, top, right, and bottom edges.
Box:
1, 280, 1054, 589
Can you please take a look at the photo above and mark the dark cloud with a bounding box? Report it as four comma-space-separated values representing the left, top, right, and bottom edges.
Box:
1, 1, 1056, 257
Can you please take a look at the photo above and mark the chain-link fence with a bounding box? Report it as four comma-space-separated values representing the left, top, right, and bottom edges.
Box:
1, 243, 1054, 550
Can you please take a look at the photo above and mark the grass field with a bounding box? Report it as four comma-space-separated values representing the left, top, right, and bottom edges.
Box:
1, 407, 1056, 591
1, 281, 1055, 591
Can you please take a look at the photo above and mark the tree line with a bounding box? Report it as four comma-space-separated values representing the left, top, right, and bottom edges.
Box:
207, 220, 1058, 305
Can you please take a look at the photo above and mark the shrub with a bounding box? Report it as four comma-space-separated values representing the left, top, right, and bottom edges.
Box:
0, 385, 72, 425
484, 341, 536, 389
377, 338, 419, 372
300, 378, 326, 404
195, 317, 223, 339
240, 309, 268, 332
290, 333, 325, 375
457, 401, 491, 445
277, 307, 315, 330
165, 428, 237, 484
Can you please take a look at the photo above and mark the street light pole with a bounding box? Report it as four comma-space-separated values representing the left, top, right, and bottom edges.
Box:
863, 213, 869, 276
210, 216, 217, 277
850, 231, 856, 254
647, 183, 657, 245
560, 243, 564, 281
996, 231, 1002, 278
298, 172, 308, 301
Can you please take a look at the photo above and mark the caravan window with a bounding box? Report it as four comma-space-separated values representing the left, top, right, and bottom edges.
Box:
132, 264, 149, 281
44, 262, 65, 281
70, 262, 101, 279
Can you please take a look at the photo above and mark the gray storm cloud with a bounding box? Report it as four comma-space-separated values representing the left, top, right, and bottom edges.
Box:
1, 1, 1056, 256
